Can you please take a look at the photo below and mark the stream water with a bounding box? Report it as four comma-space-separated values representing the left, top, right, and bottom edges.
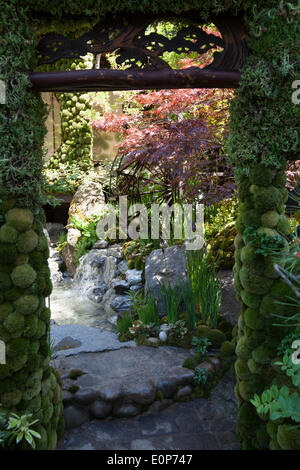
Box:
49, 247, 115, 331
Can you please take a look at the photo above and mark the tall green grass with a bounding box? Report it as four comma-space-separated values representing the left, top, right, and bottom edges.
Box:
160, 281, 182, 324
186, 250, 222, 328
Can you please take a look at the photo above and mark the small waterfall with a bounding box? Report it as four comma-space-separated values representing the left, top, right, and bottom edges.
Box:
48, 246, 115, 331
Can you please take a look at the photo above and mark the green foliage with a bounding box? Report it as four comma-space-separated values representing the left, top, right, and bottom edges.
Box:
69, 214, 102, 264
167, 320, 188, 343
181, 280, 197, 329
117, 311, 134, 336
0, 404, 41, 449
204, 196, 238, 241
243, 226, 286, 257
251, 385, 300, 423
191, 336, 212, 359
277, 330, 300, 356
159, 282, 181, 324
193, 367, 209, 385
136, 295, 160, 326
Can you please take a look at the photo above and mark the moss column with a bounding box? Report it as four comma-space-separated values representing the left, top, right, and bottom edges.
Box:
233, 163, 295, 449
0, 3, 63, 449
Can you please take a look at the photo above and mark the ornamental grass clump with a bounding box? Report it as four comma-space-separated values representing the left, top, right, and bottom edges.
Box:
159, 281, 181, 324
186, 250, 222, 328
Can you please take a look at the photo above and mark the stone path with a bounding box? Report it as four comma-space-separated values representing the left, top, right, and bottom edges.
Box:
57, 368, 237, 450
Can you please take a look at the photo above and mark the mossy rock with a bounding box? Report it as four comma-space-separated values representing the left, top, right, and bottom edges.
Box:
0, 224, 18, 243
240, 245, 260, 265
183, 357, 196, 370
6, 208, 34, 232
259, 294, 284, 318
6, 353, 28, 372
24, 315, 38, 337
11, 264, 37, 288
17, 230, 39, 253
15, 254, 29, 266
14, 295, 39, 315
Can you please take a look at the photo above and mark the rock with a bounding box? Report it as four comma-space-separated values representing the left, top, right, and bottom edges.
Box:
53, 336, 82, 352
107, 246, 123, 259
90, 255, 106, 268
159, 331, 167, 342
98, 383, 122, 402
61, 228, 81, 277
104, 256, 118, 284
177, 385, 192, 399
93, 240, 108, 249
219, 271, 240, 325
118, 260, 128, 274
169, 367, 194, 385
145, 245, 187, 314
112, 279, 130, 295
157, 378, 178, 398
68, 181, 105, 223
196, 362, 214, 372
45, 222, 66, 244
62, 390, 74, 405
113, 404, 140, 418
146, 399, 173, 414
210, 357, 221, 369
130, 283, 143, 293
160, 324, 169, 332
74, 389, 97, 406
90, 400, 112, 419
110, 295, 132, 312
148, 337, 159, 344
64, 405, 89, 430
126, 269, 143, 286
123, 381, 156, 405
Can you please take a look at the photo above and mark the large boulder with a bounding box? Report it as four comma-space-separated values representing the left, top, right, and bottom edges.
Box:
144, 245, 187, 315
67, 181, 105, 223
61, 228, 81, 277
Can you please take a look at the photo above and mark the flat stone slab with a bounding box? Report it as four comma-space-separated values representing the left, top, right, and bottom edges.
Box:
57, 368, 238, 450
53, 345, 193, 388
50, 324, 136, 358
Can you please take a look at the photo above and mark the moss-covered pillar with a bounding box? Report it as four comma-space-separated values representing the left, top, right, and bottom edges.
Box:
0, 3, 63, 449
44, 56, 94, 174
233, 163, 294, 449
0, 203, 64, 449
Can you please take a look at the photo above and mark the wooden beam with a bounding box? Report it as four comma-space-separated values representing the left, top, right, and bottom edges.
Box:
28, 69, 240, 92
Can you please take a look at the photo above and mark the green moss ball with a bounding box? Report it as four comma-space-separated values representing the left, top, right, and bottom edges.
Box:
236, 336, 252, 360
6, 208, 34, 232
244, 308, 264, 329
220, 340, 234, 357
276, 215, 291, 235
277, 425, 300, 450
239, 266, 273, 295
240, 245, 259, 264
11, 264, 37, 288
4, 312, 25, 334
14, 295, 39, 315
254, 186, 280, 213
261, 211, 280, 228
240, 290, 262, 309
0, 224, 18, 243
235, 358, 250, 380
17, 230, 39, 253
249, 165, 275, 187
